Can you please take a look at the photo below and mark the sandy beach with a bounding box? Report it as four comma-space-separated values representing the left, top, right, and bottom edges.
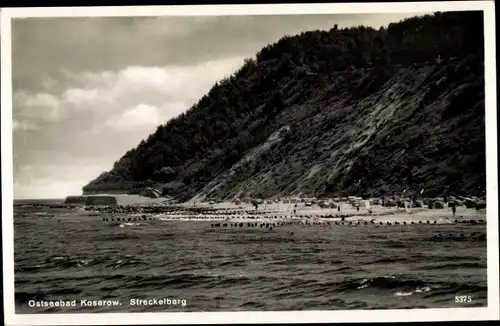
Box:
134, 203, 486, 226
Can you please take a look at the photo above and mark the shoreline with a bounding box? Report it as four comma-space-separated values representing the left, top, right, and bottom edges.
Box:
14, 200, 487, 226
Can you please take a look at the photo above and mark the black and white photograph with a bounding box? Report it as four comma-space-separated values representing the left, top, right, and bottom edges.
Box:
1, 2, 499, 324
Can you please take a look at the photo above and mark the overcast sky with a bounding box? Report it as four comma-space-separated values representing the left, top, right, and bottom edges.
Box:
11, 13, 423, 199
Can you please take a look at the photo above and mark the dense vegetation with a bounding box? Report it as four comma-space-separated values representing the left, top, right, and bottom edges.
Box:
83, 11, 486, 201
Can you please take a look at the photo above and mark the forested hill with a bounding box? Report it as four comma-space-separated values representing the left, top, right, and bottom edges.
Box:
83, 11, 485, 202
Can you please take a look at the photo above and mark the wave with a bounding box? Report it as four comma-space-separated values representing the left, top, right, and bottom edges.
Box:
107, 259, 144, 269
371, 257, 410, 264
222, 237, 299, 245
214, 260, 247, 268
47, 288, 83, 295
15, 256, 91, 272
117, 273, 288, 291
16, 254, 147, 273
421, 255, 482, 262
98, 233, 141, 241
334, 276, 426, 292
330, 276, 487, 302
15, 265, 45, 273
332, 266, 364, 273
394, 286, 431, 297
417, 262, 486, 270
422, 283, 487, 299
268, 257, 339, 266
119, 222, 143, 228
427, 233, 486, 242
158, 232, 176, 239
385, 240, 410, 248
103, 273, 486, 297
32, 212, 50, 216
237, 301, 267, 309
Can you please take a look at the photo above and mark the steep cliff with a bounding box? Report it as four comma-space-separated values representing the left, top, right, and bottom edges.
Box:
83, 11, 485, 201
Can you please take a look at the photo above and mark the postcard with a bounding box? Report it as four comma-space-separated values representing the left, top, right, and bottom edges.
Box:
1, 1, 498, 325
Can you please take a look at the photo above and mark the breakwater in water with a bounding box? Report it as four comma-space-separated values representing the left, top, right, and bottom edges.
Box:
98, 215, 486, 227
207, 219, 486, 228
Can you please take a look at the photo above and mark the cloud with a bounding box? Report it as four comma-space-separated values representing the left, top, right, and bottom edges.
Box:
107, 104, 162, 130
12, 14, 421, 92
13, 119, 39, 131
62, 88, 100, 106
59, 56, 245, 111
12, 57, 246, 198
13, 91, 62, 122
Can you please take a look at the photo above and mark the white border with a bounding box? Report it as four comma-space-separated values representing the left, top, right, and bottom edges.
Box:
2, 1, 498, 325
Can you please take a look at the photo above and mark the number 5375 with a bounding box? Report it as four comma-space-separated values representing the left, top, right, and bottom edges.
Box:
455, 295, 472, 303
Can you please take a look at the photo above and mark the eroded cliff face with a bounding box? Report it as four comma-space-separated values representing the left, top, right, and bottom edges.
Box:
83, 12, 485, 202
190, 57, 485, 200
